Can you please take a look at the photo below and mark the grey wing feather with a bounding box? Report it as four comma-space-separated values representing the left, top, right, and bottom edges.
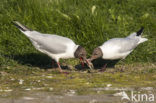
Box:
37, 40, 66, 54
27, 31, 73, 54
106, 38, 139, 53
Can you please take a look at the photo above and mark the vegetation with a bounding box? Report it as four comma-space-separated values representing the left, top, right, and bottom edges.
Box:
0, 0, 155, 97
0, 63, 156, 96
0, 0, 155, 67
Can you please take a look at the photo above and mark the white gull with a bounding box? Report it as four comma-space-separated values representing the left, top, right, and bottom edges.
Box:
89, 27, 148, 69
12, 21, 93, 72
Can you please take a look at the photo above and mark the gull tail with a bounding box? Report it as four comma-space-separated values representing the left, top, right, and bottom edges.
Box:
136, 27, 144, 36
127, 27, 148, 44
12, 21, 32, 32
138, 37, 148, 44
136, 27, 148, 44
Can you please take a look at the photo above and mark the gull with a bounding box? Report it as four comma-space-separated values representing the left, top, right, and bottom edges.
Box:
88, 27, 148, 70
12, 21, 93, 73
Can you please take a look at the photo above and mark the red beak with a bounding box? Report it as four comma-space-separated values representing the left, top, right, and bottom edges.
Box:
80, 57, 94, 69
80, 57, 84, 68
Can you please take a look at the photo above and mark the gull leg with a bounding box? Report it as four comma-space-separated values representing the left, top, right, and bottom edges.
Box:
99, 63, 108, 72
52, 60, 55, 68
57, 62, 63, 73
56, 62, 69, 74
99, 60, 112, 72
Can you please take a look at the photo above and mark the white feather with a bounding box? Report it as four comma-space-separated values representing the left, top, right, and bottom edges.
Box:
99, 31, 148, 60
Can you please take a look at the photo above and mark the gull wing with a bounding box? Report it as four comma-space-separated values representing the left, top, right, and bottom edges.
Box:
26, 31, 75, 54
103, 38, 139, 53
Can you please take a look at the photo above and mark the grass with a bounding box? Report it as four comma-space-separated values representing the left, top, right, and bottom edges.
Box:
0, 0, 156, 96
0, 0, 155, 67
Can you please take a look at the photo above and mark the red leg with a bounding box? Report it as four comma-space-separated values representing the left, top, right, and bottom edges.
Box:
57, 62, 63, 73
80, 58, 84, 68
99, 63, 107, 72
57, 62, 69, 74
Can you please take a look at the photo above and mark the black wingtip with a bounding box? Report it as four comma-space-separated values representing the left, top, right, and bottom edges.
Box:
136, 27, 144, 36
12, 21, 27, 31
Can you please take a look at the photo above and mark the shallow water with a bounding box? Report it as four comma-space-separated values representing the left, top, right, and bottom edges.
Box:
0, 91, 120, 103
0, 87, 155, 103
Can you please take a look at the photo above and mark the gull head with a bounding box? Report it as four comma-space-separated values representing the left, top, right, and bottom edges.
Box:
74, 46, 94, 69
88, 47, 103, 61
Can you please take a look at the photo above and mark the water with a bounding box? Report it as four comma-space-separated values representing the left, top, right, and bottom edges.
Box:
0, 87, 155, 103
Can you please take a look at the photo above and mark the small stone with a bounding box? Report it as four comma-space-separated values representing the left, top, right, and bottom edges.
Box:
89, 99, 98, 103
46, 76, 53, 78
49, 88, 53, 91
19, 79, 24, 85
107, 84, 112, 87
25, 88, 31, 91
68, 65, 74, 70
0, 71, 8, 76
37, 80, 41, 82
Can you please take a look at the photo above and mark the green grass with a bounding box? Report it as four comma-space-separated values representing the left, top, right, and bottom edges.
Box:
0, 0, 155, 67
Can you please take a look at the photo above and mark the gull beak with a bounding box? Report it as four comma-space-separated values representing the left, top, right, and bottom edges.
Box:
83, 57, 94, 70
88, 56, 95, 62
79, 57, 84, 68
